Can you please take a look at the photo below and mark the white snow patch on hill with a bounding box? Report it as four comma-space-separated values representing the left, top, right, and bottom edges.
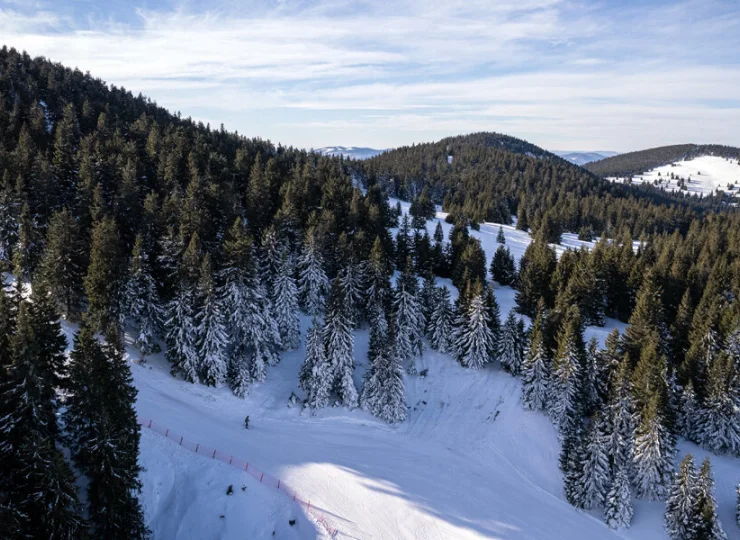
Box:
609, 155, 740, 197
315, 146, 386, 160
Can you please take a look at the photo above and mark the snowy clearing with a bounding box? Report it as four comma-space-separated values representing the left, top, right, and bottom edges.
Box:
608, 155, 740, 197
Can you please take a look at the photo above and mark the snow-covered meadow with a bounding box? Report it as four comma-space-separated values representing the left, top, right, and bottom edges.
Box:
609, 155, 740, 197
95, 198, 740, 539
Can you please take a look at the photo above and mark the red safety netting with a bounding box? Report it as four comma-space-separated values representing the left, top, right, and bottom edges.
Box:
138, 417, 339, 538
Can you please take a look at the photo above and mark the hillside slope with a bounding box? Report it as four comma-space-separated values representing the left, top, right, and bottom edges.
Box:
586, 144, 740, 178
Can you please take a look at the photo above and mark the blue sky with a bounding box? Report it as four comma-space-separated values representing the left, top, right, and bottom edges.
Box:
2, 0, 740, 152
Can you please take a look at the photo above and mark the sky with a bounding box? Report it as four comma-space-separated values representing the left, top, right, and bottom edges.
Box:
2, 0, 740, 152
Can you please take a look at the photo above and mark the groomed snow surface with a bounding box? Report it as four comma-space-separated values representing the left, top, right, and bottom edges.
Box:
609, 155, 740, 197
108, 200, 739, 539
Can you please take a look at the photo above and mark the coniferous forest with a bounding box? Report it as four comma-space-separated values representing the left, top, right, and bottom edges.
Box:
1, 46, 740, 538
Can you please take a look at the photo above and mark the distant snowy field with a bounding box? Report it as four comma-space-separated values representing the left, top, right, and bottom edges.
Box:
609, 155, 740, 197
55, 197, 739, 539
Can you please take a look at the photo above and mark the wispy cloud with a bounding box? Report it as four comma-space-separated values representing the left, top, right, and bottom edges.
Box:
1, 0, 739, 151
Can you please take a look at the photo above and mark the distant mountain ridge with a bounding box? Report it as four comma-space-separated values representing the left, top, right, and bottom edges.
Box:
316, 146, 386, 160
554, 151, 619, 166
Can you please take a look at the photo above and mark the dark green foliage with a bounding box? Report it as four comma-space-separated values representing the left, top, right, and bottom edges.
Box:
490, 245, 516, 286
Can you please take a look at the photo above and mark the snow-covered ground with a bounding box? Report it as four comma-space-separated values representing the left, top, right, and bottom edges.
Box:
609, 155, 740, 197
35, 196, 740, 539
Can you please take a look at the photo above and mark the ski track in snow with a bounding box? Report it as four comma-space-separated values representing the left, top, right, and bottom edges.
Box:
50, 196, 740, 539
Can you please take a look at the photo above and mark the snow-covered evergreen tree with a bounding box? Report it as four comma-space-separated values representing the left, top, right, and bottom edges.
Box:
633, 396, 674, 501
298, 230, 329, 315
324, 279, 358, 408
272, 252, 301, 350
678, 381, 699, 442
339, 259, 365, 328
393, 261, 425, 368
549, 307, 583, 435
694, 457, 727, 540
607, 355, 637, 478
260, 224, 287, 297
521, 300, 550, 411
497, 225, 505, 244
604, 464, 633, 529
579, 414, 611, 509
665, 453, 699, 540
123, 234, 162, 358
166, 280, 198, 383
458, 290, 495, 370
428, 286, 453, 353
696, 352, 740, 456
420, 272, 437, 335
582, 337, 603, 415
195, 255, 228, 386
499, 311, 525, 375
300, 318, 332, 411
361, 318, 407, 423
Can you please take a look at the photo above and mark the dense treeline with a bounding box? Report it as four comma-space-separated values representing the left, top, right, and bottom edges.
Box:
358, 133, 737, 243
586, 143, 740, 178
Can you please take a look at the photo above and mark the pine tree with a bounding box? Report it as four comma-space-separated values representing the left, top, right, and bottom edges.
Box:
516, 240, 557, 317
324, 279, 358, 408
420, 272, 437, 335
604, 464, 633, 529
458, 288, 495, 370
499, 311, 522, 374
259, 225, 286, 298
694, 457, 727, 540
428, 286, 453, 353
665, 453, 700, 540
633, 396, 674, 501
122, 234, 162, 358
298, 230, 329, 315
521, 299, 551, 411
624, 272, 668, 363
549, 306, 584, 436
195, 255, 228, 386
497, 225, 505, 244
484, 286, 502, 354
678, 381, 698, 442
272, 252, 301, 350
300, 318, 332, 411
84, 216, 123, 331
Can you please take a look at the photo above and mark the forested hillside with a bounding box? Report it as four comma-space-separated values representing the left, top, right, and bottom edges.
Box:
2, 46, 740, 540
587, 144, 740, 178
359, 133, 736, 244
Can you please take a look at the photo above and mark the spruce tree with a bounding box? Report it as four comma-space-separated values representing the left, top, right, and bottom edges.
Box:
633, 395, 674, 501
607, 355, 637, 478
624, 272, 668, 363
694, 457, 726, 540
678, 381, 699, 442
66, 325, 148, 539
490, 245, 516, 286
339, 259, 365, 328
579, 414, 611, 509
361, 318, 407, 424
84, 216, 123, 331
604, 464, 633, 529
272, 252, 301, 350
521, 299, 551, 411
37, 208, 85, 319
324, 279, 358, 408
428, 286, 453, 354
300, 318, 332, 411
549, 306, 584, 436
195, 255, 228, 386
665, 453, 700, 540
499, 311, 523, 375
497, 225, 505, 244
122, 234, 162, 358
393, 261, 425, 367
459, 287, 495, 370
516, 240, 557, 317
696, 352, 740, 456
297, 229, 329, 315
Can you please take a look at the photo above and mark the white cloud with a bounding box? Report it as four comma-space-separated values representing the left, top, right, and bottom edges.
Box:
0, 0, 738, 151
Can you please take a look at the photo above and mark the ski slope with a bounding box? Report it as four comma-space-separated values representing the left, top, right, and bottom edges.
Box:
609, 155, 740, 197
39, 197, 740, 539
